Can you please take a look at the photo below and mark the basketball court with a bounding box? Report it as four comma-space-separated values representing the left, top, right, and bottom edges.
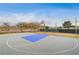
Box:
0, 32, 79, 55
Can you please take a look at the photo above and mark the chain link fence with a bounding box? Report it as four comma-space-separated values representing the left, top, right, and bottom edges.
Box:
42, 18, 79, 34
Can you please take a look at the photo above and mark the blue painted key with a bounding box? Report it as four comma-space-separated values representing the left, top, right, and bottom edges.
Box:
22, 34, 48, 42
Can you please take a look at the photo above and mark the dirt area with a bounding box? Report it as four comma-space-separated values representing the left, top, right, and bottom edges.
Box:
31, 32, 79, 38
0, 31, 79, 38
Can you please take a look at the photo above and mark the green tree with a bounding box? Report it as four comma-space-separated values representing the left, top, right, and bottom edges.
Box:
63, 21, 72, 28
45, 26, 49, 31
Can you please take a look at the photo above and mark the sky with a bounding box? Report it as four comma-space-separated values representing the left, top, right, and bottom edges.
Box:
0, 3, 79, 26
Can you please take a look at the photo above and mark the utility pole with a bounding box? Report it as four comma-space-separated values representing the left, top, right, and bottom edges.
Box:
75, 17, 78, 38
41, 15, 46, 31
55, 20, 58, 32
41, 20, 45, 31
75, 17, 78, 34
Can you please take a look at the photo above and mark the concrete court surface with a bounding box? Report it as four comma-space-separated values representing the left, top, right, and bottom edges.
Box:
0, 32, 79, 55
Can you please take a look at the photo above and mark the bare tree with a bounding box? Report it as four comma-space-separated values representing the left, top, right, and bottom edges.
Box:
26, 22, 41, 32
16, 22, 27, 32
2, 23, 10, 32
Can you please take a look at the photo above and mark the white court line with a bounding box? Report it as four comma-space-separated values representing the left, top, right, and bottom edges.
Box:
6, 37, 79, 54
52, 38, 79, 54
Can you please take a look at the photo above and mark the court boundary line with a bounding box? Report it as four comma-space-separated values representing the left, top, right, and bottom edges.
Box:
6, 37, 79, 54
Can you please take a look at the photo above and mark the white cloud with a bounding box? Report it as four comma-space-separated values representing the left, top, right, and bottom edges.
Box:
0, 11, 79, 27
